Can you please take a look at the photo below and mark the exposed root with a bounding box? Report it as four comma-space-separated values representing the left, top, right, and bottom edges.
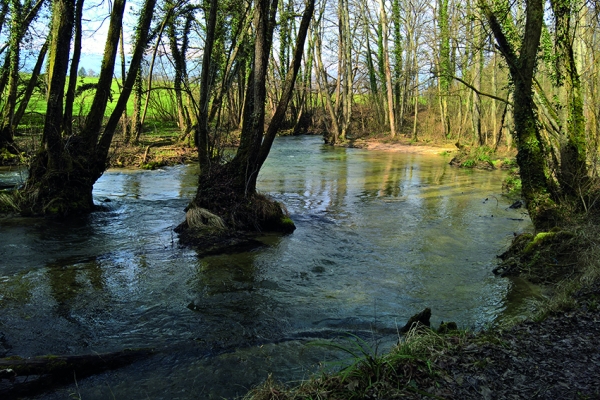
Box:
185, 207, 227, 232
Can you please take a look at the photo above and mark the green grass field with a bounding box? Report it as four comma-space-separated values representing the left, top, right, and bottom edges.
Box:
18, 75, 187, 136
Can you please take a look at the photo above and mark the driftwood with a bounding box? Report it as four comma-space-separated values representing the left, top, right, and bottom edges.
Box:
0, 348, 154, 396
400, 308, 432, 333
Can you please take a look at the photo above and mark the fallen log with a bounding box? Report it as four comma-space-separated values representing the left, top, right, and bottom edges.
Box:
0, 348, 154, 396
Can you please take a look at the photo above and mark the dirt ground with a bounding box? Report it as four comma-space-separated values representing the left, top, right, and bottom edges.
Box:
356, 138, 456, 154
428, 286, 600, 399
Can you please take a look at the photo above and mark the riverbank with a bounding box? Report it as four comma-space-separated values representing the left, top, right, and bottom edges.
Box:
245, 221, 600, 399
247, 300, 600, 399
109, 134, 459, 169
4, 131, 515, 171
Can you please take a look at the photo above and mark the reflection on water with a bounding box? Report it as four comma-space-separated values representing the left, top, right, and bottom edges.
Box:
0, 136, 531, 398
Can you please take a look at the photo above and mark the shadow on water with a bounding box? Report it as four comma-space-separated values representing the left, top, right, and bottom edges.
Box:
0, 136, 534, 398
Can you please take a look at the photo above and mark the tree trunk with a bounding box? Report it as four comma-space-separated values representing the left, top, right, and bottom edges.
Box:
379, 0, 396, 137
178, 0, 314, 242
13, 39, 48, 129
0, 349, 154, 398
19, 0, 155, 216
438, 0, 451, 138
63, 0, 84, 137
0, 0, 45, 151
196, 0, 218, 171
551, 0, 588, 199
484, 0, 559, 228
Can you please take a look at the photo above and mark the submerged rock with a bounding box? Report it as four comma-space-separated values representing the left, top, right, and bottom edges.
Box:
437, 321, 458, 334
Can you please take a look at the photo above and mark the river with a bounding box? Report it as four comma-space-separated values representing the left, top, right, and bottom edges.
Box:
0, 135, 532, 398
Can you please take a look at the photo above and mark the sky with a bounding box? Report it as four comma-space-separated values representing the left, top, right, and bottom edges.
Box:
16, 0, 142, 75
77, 0, 141, 73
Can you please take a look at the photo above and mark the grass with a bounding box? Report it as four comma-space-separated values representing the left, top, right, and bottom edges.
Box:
245, 326, 465, 400
0, 190, 23, 213
454, 146, 496, 169
502, 167, 522, 194
450, 145, 518, 171
16, 76, 185, 133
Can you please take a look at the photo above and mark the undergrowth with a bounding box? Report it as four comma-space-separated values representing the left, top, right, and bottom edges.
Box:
245, 327, 466, 400
449, 145, 517, 171
450, 146, 497, 169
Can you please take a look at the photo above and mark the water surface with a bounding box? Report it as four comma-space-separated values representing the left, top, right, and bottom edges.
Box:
0, 136, 531, 398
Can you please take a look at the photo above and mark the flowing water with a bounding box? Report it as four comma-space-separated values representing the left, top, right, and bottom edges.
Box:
0, 136, 532, 398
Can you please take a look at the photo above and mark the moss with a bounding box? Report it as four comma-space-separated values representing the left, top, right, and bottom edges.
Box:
523, 230, 573, 254
279, 216, 296, 232
496, 228, 581, 284
0, 191, 21, 213
437, 321, 458, 334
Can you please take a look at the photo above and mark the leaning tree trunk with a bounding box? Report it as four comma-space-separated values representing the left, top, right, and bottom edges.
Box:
484, 0, 559, 229
0, 0, 45, 153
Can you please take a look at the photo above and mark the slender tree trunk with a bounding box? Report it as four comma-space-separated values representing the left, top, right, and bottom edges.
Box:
491, 48, 498, 144
314, 14, 341, 144
119, 26, 129, 139
378, 0, 396, 137
129, 68, 142, 143
139, 16, 169, 138
412, 50, 419, 140
0, 0, 45, 150
0, 0, 22, 148
13, 39, 49, 128
438, 0, 451, 138
340, 0, 353, 141
63, 0, 84, 137
196, 0, 218, 170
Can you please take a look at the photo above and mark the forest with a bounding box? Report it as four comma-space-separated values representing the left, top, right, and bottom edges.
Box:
0, 0, 599, 231
1, 0, 600, 398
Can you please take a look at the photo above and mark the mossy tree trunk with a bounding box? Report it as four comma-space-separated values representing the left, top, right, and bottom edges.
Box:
63, 0, 84, 138
19, 0, 156, 216
551, 0, 588, 199
484, 0, 592, 229
438, 0, 452, 139
179, 0, 314, 241
483, 0, 560, 229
